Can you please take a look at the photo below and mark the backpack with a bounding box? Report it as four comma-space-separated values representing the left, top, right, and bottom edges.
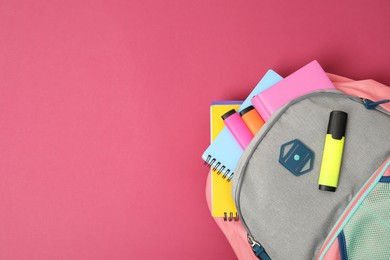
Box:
231, 88, 390, 259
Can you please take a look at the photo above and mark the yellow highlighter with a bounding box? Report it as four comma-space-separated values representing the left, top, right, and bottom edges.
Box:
318, 111, 348, 192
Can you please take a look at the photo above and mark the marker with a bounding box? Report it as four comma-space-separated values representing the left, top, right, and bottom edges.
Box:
222, 109, 253, 149
318, 111, 348, 192
239, 105, 265, 135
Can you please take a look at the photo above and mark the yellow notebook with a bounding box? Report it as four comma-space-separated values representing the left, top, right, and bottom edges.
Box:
210, 101, 241, 220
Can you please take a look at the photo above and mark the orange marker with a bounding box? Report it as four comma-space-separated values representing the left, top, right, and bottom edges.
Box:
239, 106, 264, 135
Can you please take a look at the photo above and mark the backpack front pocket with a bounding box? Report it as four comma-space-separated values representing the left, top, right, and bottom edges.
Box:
319, 158, 390, 260
340, 178, 390, 259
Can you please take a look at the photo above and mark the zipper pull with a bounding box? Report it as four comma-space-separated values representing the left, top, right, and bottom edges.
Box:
362, 98, 390, 110
247, 234, 271, 260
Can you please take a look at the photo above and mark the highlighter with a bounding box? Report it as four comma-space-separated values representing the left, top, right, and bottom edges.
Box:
222, 109, 254, 150
318, 111, 348, 192
239, 106, 265, 135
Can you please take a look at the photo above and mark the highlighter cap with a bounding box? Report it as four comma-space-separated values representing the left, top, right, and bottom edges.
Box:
221, 109, 236, 120
327, 111, 348, 140
239, 105, 255, 116
319, 185, 336, 192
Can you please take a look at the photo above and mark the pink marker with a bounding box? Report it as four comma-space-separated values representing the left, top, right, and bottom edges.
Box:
221, 109, 254, 149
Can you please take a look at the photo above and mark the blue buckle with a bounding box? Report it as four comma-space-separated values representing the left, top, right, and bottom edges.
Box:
279, 139, 314, 176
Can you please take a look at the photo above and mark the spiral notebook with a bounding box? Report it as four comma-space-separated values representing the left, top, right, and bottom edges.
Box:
251, 60, 335, 121
202, 70, 283, 181
210, 101, 242, 220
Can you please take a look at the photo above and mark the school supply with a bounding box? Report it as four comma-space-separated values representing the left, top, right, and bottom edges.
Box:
232, 90, 390, 259
221, 109, 253, 150
202, 70, 283, 181
318, 111, 348, 192
239, 106, 264, 135
251, 60, 335, 121
209, 101, 241, 220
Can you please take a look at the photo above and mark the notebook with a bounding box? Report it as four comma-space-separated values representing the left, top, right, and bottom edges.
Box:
251, 60, 335, 121
210, 101, 242, 220
202, 70, 283, 181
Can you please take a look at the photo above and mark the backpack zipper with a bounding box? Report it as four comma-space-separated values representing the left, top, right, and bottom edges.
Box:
361, 98, 390, 110
247, 234, 271, 260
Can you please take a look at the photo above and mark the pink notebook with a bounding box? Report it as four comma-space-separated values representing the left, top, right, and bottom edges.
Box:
251, 60, 335, 121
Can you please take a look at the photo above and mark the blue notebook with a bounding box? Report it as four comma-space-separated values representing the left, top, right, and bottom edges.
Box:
202, 70, 283, 181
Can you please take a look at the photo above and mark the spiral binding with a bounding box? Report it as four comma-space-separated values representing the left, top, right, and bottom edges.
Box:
204, 155, 234, 181
223, 212, 239, 222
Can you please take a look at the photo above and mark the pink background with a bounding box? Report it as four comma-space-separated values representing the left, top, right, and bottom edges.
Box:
1, 1, 389, 259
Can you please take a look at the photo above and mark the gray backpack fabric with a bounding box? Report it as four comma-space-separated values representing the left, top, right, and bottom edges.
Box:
232, 90, 390, 259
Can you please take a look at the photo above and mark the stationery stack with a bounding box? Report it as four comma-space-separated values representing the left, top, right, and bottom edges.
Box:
203, 60, 336, 220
